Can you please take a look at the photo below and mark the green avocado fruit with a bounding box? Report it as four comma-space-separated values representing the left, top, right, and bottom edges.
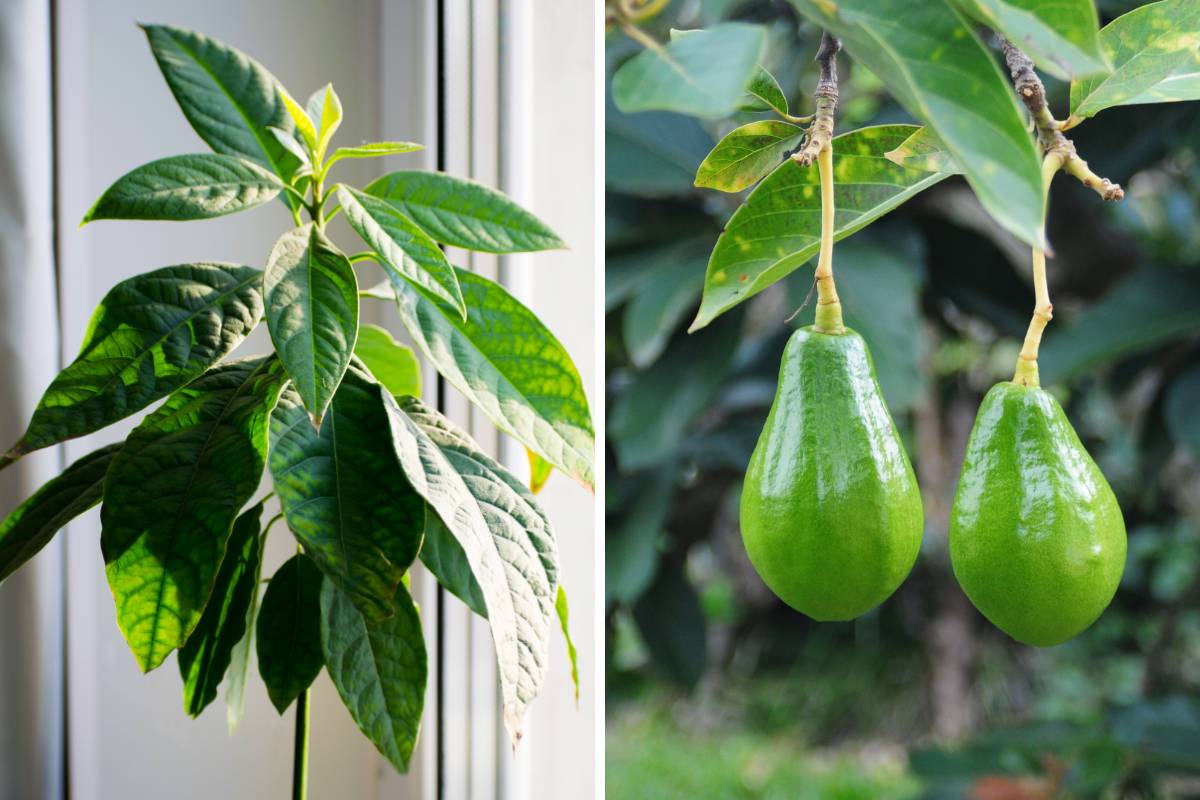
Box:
740, 326, 923, 621
949, 382, 1127, 647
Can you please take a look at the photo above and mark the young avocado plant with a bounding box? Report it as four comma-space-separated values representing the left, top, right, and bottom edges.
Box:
608, 0, 1200, 644
0, 23, 590, 796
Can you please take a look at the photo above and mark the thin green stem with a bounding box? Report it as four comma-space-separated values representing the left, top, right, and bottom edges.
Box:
292, 687, 311, 800
812, 143, 844, 334
1013, 153, 1064, 387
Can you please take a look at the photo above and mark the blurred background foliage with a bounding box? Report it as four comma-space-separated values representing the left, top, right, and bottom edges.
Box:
605, 0, 1200, 797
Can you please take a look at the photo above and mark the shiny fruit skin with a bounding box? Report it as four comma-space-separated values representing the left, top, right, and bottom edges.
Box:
740, 326, 923, 621
949, 382, 1126, 647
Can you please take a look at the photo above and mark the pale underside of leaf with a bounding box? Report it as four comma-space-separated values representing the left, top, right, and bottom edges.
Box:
958, 0, 1109, 81
382, 394, 557, 741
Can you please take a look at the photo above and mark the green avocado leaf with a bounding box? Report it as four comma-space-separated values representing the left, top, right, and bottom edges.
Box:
101, 357, 287, 672
257, 553, 325, 713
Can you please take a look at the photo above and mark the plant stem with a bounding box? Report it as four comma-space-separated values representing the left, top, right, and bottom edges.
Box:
998, 37, 1123, 201
617, 19, 665, 54
792, 32, 841, 166
813, 144, 844, 334
292, 686, 311, 800
1013, 153, 1065, 387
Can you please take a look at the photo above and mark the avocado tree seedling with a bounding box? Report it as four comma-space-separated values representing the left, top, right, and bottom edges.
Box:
608, 0, 1199, 644
0, 24, 590, 797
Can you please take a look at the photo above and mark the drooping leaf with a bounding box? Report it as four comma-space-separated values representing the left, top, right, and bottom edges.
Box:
82, 154, 284, 223
141, 25, 299, 193
743, 66, 790, 116
789, 0, 1045, 248
364, 171, 566, 253
555, 585, 580, 702
178, 502, 263, 718
694, 120, 804, 193
256, 553, 325, 714
354, 324, 422, 398
692, 125, 947, 331
268, 370, 424, 622
1040, 264, 1200, 384
1114, 50, 1200, 106
1069, 0, 1200, 122
223, 514, 270, 733
605, 91, 714, 196
337, 186, 466, 317
321, 579, 426, 772
954, 0, 1109, 80
622, 240, 708, 368
327, 141, 424, 168
306, 84, 343, 162
264, 223, 359, 428
6, 263, 263, 460
383, 395, 557, 740
884, 126, 962, 174
418, 511, 487, 617
387, 267, 595, 489
612, 24, 767, 118
527, 449, 553, 494
101, 357, 287, 672
0, 444, 120, 582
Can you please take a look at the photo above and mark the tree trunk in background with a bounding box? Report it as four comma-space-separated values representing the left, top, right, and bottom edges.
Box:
916, 326, 979, 740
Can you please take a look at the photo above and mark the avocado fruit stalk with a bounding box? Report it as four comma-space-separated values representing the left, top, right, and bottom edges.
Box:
949, 381, 1126, 646
740, 325, 924, 620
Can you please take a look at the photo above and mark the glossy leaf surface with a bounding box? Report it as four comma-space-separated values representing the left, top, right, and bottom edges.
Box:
354, 324, 422, 398
8, 263, 263, 458
257, 553, 325, 713
178, 502, 263, 717
142, 25, 298, 188
743, 67, 790, 116
364, 171, 565, 253
101, 357, 286, 672
1069, 0, 1200, 120
789, 0, 1045, 248
612, 24, 766, 118
82, 154, 283, 223
321, 579, 426, 772
269, 369, 424, 622
955, 0, 1108, 80
337, 186, 466, 317
693, 125, 947, 331
694, 120, 804, 193
388, 267, 594, 489
384, 396, 557, 738
264, 223, 359, 427
0, 444, 120, 582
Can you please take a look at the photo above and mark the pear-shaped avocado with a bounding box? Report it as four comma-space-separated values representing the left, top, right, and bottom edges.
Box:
950, 382, 1126, 647
740, 326, 923, 621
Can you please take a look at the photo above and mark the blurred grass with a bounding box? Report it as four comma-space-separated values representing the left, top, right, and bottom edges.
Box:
607, 704, 920, 800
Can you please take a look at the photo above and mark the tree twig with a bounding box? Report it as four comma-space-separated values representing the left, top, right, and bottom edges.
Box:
792, 32, 841, 167
999, 37, 1124, 202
